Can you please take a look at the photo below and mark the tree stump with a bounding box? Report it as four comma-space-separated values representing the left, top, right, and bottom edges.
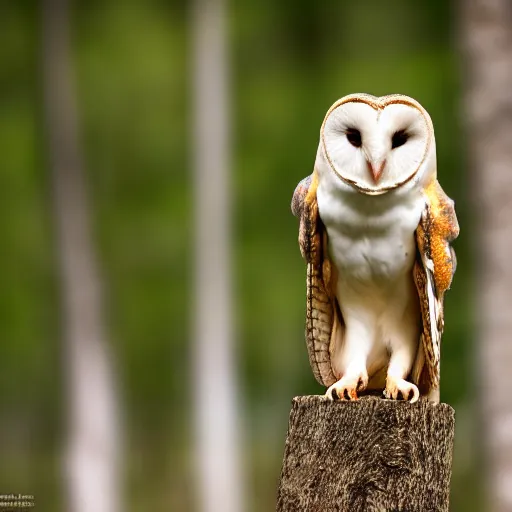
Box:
277, 395, 455, 512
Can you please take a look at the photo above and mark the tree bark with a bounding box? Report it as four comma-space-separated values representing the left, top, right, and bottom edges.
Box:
277, 396, 455, 512
41, 2, 122, 511
191, 0, 244, 511
458, 1, 512, 511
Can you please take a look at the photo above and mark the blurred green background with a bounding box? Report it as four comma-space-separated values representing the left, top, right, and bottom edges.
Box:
0, 1, 476, 511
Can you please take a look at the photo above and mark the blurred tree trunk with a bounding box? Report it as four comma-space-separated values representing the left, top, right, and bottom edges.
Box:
41, 2, 122, 512
191, 0, 244, 511
459, 1, 512, 511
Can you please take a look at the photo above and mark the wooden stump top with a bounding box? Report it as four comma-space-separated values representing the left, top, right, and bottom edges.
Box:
277, 395, 455, 512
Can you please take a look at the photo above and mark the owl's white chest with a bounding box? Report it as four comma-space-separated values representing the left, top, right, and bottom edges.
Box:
317, 180, 425, 291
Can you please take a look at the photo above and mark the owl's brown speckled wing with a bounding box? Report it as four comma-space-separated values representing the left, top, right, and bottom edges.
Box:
413, 180, 459, 396
292, 171, 340, 387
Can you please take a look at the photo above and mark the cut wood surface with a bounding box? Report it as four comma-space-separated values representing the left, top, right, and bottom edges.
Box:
277, 395, 455, 512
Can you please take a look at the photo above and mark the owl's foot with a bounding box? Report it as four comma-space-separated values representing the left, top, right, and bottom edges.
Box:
384, 377, 419, 403
325, 371, 368, 401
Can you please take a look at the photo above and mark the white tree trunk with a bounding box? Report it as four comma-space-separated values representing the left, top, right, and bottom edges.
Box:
41, 2, 122, 512
191, 0, 244, 511
459, 1, 512, 510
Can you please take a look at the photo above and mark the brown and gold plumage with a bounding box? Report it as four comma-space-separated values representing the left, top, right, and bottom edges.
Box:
412, 181, 459, 397
292, 173, 338, 386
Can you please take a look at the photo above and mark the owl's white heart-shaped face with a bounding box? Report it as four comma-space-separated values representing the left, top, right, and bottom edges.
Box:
320, 94, 434, 195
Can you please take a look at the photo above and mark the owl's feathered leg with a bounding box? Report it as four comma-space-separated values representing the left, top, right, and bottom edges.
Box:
384, 316, 420, 403
375, 282, 421, 403
325, 308, 372, 401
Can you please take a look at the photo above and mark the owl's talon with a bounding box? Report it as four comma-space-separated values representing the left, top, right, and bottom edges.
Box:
385, 377, 419, 403
325, 371, 368, 401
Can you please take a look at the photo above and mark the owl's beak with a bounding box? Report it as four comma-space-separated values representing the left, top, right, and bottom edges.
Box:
368, 159, 386, 184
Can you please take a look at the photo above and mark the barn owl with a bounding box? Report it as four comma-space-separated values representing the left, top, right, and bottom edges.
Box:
292, 93, 459, 403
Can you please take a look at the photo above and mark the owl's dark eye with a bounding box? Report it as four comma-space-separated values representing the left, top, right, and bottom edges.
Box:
392, 129, 409, 149
346, 128, 362, 148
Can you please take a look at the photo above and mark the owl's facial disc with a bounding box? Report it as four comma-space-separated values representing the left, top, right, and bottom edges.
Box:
321, 95, 432, 194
